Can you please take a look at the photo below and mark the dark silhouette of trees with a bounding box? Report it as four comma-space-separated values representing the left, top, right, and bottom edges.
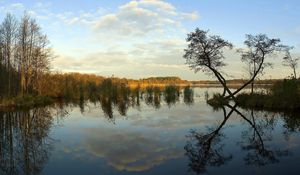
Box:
233, 34, 286, 96
185, 106, 235, 174
184, 28, 288, 99
183, 28, 234, 98
0, 108, 57, 175
185, 104, 291, 174
282, 47, 299, 79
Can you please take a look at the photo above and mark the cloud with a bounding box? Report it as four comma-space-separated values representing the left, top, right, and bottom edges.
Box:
181, 11, 199, 21
55, 0, 198, 39
128, 39, 187, 66
91, 1, 178, 37
0, 2, 25, 13
80, 127, 182, 172
49, 0, 201, 79
138, 0, 176, 12
52, 51, 134, 73
52, 50, 192, 78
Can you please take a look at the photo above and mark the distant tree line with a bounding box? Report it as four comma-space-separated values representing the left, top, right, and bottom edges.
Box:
126, 76, 190, 87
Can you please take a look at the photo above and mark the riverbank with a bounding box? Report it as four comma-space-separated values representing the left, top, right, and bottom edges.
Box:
236, 79, 300, 110
236, 93, 300, 110
207, 79, 300, 111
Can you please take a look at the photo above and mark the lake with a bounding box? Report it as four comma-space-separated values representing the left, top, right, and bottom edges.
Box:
0, 87, 299, 175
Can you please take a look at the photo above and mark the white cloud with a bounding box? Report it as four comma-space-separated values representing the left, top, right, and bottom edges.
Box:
55, 0, 198, 39
52, 51, 134, 72
138, 0, 176, 12
48, 1, 201, 79
91, 1, 178, 37
10, 3, 24, 9
0, 2, 25, 13
181, 11, 199, 21
81, 127, 182, 172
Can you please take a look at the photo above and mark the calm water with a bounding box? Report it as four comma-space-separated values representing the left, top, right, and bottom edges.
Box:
0, 88, 300, 175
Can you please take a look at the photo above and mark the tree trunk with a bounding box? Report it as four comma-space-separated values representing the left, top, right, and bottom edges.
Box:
228, 55, 265, 98
251, 81, 254, 95
209, 67, 235, 100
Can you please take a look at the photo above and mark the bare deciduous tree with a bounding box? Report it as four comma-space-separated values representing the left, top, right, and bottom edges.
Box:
17, 13, 52, 95
183, 28, 234, 98
0, 13, 52, 98
0, 13, 18, 96
232, 34, 286, 97
184, 29, 287, 99
282, 48, 299, 79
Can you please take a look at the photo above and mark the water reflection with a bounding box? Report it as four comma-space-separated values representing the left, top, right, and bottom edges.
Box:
163, 86, 180, 107
98, 85, 183, 120
81, 128, 182, 172
282, 111, 300, 132
184, 86, 194, 105
233, 107, 289, 166
185, 105, 235, 174
144, 87, 162, 109
185, 104, 294, 174
0, 107, 66, 175
0, 88, 299, 175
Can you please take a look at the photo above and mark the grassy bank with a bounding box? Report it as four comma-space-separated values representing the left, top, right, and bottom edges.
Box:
0, 95, 54, 108
206, 94, 229, 108
236, 79, 300, 110
205, 79, 300, 111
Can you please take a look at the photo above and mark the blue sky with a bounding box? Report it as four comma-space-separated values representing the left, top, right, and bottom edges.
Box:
0, 0, 299, 80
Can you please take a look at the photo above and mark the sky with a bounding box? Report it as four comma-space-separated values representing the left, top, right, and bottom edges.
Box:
0, 0, 300, 80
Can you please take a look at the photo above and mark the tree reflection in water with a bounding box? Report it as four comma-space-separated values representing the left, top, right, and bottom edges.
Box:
185, 104, 292, 174
184, 86, 194, 106
1, 87, 298, 175
0, 107, 67, 175
185, 105, 235, 174
98, 85, 183, 122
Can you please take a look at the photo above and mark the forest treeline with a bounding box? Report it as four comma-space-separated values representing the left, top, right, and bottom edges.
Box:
0, 13, 51, 99
190, 79, 282, 86
26, 73, 191, 101
132, 76, 189, 86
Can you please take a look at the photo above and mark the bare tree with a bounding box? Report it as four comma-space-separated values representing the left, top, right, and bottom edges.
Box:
232, 34, 286, 97
184, 29, 287, 100
0, 13, 18, 96
17, 13, 52, 95
0, 13, 52, 98
232, 34, 287, 95
183, 28, 234, 98
243, 61, 257, 94
282, 48, 299, 79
